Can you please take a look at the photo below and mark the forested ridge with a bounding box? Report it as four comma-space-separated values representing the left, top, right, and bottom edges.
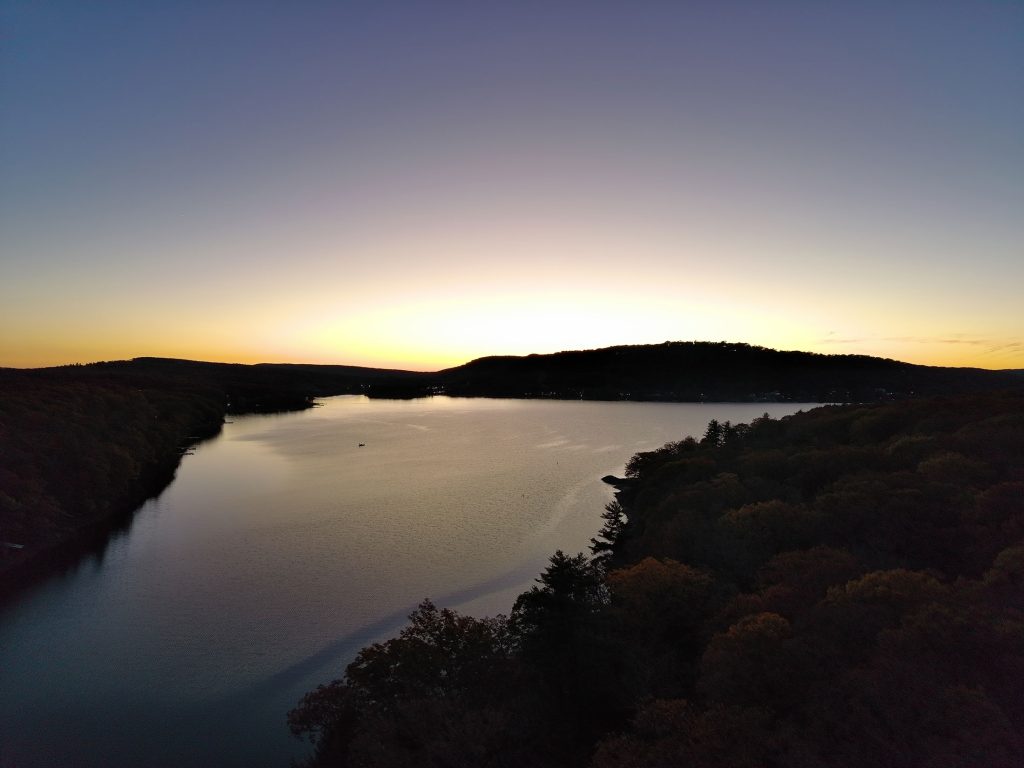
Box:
0, 368, 226, 589
432, 342, 1020, 402
290, 391, 1024, 767
39, 341, 1024, 406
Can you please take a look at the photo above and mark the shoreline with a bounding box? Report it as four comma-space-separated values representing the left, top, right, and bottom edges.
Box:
0, 410, 225, 604
0, 368, 327, 605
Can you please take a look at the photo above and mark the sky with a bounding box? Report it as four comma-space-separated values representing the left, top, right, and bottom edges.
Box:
1, 1, 1022, 371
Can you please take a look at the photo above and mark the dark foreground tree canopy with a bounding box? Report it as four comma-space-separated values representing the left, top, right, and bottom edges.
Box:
290, 391, 1024, 767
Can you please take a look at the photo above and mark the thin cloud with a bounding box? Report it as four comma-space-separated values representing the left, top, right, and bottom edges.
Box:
937, 338, 990, 346
818, 337, 867, 345
984, 342, 1024, 355
816, 334, 1021, 351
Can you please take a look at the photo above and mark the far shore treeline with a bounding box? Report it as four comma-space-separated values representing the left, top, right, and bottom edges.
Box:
71, 341, 1024, 402
1, 342, 1022, 766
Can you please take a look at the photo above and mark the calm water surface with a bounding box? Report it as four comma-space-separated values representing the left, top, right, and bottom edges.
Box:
0, 397, 811, 766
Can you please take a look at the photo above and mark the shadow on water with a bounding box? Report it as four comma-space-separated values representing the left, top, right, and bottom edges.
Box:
3, 555, 554, 768
233, 555, 549, 703
108, 557, 553, 768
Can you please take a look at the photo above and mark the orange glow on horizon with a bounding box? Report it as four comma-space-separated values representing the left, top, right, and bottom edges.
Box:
4, 332, 1021, 373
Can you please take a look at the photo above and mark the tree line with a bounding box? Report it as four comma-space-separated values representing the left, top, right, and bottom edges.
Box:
0, 368, 225, 591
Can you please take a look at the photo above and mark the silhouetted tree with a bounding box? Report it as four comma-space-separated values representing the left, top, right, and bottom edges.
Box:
590, 502, 626, 563
700, 419, 722, 447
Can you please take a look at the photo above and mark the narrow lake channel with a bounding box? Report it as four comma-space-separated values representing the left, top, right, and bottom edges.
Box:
0, 396, 812, 767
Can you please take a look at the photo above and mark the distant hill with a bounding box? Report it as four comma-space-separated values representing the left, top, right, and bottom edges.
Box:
429, 342, 1021, 402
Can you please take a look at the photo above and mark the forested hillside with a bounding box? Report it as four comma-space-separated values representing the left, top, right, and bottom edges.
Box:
290, 391, 1024, 767
0, 368, 225, 589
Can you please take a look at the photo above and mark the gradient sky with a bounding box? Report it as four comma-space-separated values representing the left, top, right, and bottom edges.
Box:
2, 1, 1021, 371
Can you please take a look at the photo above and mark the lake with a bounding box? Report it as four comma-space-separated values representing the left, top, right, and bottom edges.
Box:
0, 396, 812, 767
